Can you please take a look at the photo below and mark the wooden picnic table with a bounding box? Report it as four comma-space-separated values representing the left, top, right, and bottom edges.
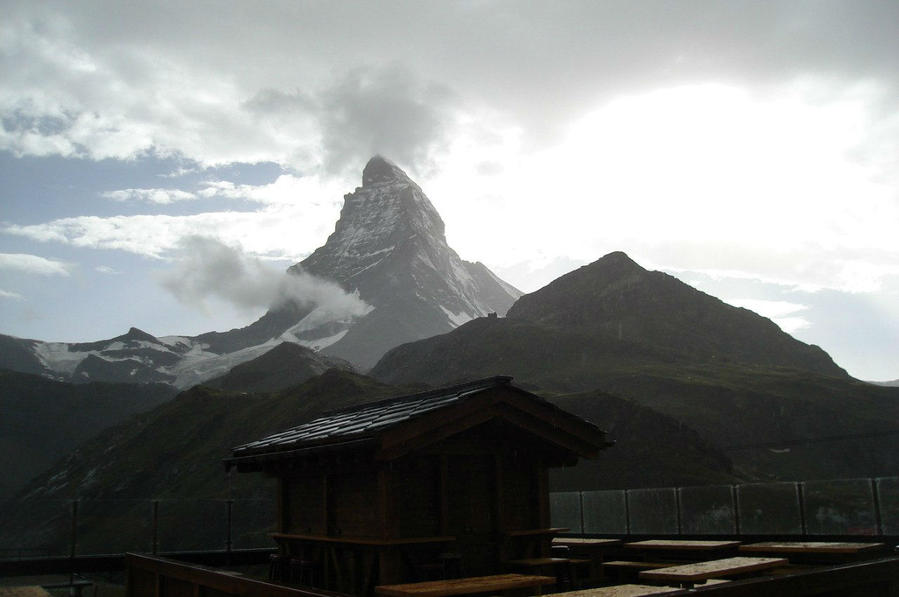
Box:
739, 541, 888, 563
553, 538, 623, 548
375, 573, 555, 597
739, 541, 886, 555
552, 538, 624, 582
545, 584, 684, 596
625, 540, 741, 551
638, 556, 787, 588
504, 556, 591, 588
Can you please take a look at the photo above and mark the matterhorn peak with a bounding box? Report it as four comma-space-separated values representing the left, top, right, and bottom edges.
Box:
362, 155, 411, 186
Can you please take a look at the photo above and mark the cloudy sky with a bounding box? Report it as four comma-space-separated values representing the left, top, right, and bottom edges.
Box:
2, 1, 898, 380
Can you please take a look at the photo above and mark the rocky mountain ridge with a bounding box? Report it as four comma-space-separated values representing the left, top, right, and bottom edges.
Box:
0, 156, 521, 386
370, 251, 899, 481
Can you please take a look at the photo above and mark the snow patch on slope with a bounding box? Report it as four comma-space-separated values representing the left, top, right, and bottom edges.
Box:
440, 306, 473, 327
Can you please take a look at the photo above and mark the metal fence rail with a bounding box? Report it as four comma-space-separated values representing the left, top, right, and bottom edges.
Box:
0, 498, 277, 560
550, 476, 899, 537
3, 476, 897, 562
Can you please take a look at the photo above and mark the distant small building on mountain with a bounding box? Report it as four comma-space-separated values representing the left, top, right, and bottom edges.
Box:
225, 376, 610, 593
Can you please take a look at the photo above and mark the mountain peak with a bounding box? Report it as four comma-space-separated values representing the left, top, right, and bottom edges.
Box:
362, 155, 409, 186
124, 327, 158, 342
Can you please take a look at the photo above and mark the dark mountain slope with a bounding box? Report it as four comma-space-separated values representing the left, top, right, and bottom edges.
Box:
0, 370, 176, 500
371, 252, 899, 481
547, 389, 736, 490
1, 368, 737, 553
0, 370, 402, 554
204, 342, 353, 393
507, 252, 845, 376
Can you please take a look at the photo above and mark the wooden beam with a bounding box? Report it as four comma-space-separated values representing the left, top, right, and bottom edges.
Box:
488, 403, 603, 458
494, 454, 504, 533
321, 474, 329, 536
537, 466, 549, 530
378, 468, 391, 539
377, 409, 496, 461
439, 455, 448, 536
277, 477, 286, 533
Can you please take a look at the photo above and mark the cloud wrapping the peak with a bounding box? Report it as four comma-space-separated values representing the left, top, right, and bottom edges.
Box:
159, 236, 371, 320
317, 66, 458, 177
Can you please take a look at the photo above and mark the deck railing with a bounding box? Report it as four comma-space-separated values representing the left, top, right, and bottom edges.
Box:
0, 498, 277, 559
550, 476, 899, 537
2, 476, 897, 561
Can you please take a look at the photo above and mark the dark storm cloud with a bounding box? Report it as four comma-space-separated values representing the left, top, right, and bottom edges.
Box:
5, 1, 899, 164
244, 65, 458, 177
317, 66, 457, 176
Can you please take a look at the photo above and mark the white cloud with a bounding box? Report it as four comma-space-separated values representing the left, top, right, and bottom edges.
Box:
0, 253, 71, 276
159, 236, 371, 318
3, 175, 345, 260
197, 174, 331, 205
725, 299, 811, 334
0, 289, 24, 300
95, 265, 118, 274
101, 188, 197, 204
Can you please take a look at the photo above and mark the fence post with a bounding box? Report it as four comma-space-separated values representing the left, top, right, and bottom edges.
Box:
732, 485, 741, 535
623, 490, 630, 536
675, 487, 682, 536
152, 500, 159, 555
578, 492, 585, 535
871, 478, 883, 536
797, 482, 807, 537
226, 499, 234, 554
69, 500, 78, 585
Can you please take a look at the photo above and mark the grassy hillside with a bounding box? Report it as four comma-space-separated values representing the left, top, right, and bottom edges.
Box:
0, 368, 737, 554
546, 389, 737, 490
370, 252, 899, 483
0, 370, 401, 554
0, 370, 176, 500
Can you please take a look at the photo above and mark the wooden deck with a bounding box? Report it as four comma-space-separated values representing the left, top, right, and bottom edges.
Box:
375, 574, 555, 597
0, 588, 52, 597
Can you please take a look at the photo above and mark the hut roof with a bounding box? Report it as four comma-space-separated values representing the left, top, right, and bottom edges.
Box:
226, 376, 611, 471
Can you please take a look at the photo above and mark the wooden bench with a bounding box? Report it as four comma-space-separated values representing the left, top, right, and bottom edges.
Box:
553, 539, 625, 583
625, 540, 740, 558
638, 556, 787, 588
739, 541, 887, 563
602, 561, 678, 583
375, 573, 556, 597
505, 557, 590, 589
544, 584, 685, 596
0, 587, 53, 597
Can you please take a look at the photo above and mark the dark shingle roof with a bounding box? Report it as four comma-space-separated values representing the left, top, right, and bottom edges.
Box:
231, 376, 515, 457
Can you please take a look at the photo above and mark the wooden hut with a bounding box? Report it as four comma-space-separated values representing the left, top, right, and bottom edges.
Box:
225, 376, 611, 593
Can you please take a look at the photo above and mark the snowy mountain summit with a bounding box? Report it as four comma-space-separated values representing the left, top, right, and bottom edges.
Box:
291, 155, 521, 368
0, 156, 520, 386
